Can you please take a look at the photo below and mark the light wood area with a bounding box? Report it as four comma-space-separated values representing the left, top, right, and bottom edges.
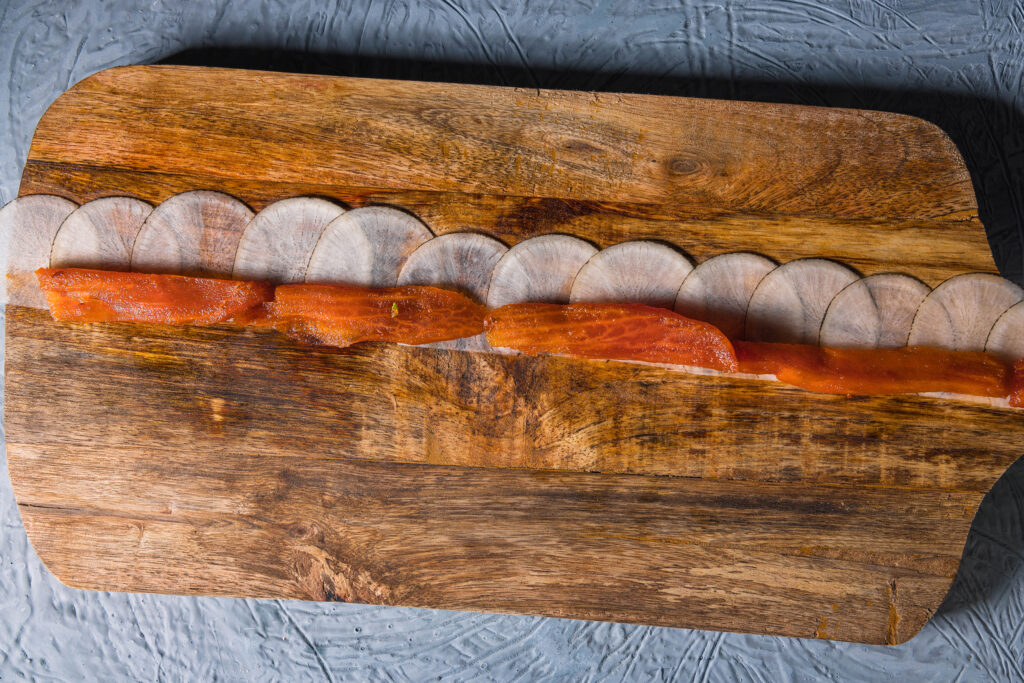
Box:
7, 65, 1020, 645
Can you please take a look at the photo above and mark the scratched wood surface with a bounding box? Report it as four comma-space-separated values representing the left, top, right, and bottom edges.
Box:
7, 65, 1022, 645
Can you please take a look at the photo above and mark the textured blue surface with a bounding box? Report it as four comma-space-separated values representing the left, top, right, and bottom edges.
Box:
3, 1, 1024, 679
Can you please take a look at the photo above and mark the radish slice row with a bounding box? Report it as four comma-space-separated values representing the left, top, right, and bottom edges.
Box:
6, 191, 1024, 370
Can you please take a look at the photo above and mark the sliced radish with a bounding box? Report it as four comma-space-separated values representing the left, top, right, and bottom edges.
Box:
674, 252, 775, 339
131, 190, 253, 276
306, 206, 432, 287
570, 241, 693, 309
486, 234, 597, 307
50, 196, 152, 270
0, 195, 77, 307
398, 232, 507, 351
820, 274, 930, 349
745, 258, 858, 344
986, 300, 1024, 364
909, 273, 1024, 351
397, 232, 507, 302
232, 197, 344, 283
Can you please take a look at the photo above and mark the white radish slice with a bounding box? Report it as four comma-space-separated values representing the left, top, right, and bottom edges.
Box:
398, 232, 507, 351
673, 252, 776, 339
306, 206, 432, 287
50, 196, 152, 270
819, 274, 931, 349
0, 195, 77, 307
745, 258, 859, 344
986, 301, 1024, 364
569, 241, 693, 309
131, 190, 253, 276
486, 234, 597, 307
232, 197, 344, 283
397, 232, 507, 302
908, 273, 1024, 351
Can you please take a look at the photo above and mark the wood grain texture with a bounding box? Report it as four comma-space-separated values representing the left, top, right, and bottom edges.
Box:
19, 65, 996, 286
8, 443, 966, 644
27, 67, 979, 218
9, 308, 1022, 491
5, 309, 992, 645
8, 65, 1021, 645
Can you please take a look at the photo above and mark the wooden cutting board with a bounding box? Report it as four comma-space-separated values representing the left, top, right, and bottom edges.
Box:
7, 65, 1023, 645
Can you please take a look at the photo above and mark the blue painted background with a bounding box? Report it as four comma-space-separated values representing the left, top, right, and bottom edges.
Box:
3, 1, 1024, 679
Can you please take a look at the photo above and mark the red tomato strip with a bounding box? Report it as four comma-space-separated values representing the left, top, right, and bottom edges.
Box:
35, 267, 272, 325
485, 302, 738, 373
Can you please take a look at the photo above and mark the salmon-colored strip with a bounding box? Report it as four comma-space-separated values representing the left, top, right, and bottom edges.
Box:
35, 268, 273, 325
1010, 359, 1024, 407
267, 283, 486, 347
735, 340, 1010, 399
485, 302, 738, 373
36, 268, 1024, 404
